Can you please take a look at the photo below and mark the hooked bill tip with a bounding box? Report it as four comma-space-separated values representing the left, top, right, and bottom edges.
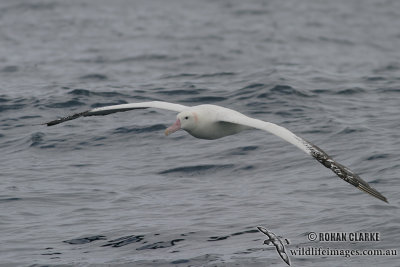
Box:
164, 119, 181, 136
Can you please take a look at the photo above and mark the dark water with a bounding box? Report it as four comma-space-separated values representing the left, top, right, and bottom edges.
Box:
1, 0, 400, 266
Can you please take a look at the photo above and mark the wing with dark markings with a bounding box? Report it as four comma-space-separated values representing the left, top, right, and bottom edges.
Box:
306, 142, 388, 203
45, 101, 188, 126
219, 112, 388, 203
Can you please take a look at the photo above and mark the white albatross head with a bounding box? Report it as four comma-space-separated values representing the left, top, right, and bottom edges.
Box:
165, 110, 199, 136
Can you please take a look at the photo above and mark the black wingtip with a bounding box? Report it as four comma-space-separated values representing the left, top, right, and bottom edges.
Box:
307, 143, 389, 204
45, 110, 90, 126
357, 183, 389, 203
46, 119, 63, 126
257, 226, 268, 235
45, 107, 150, 126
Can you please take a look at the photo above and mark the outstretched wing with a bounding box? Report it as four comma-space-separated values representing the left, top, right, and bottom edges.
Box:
219, 114, 388, 203
45, 101, 188, 126
257, 226, 273, 239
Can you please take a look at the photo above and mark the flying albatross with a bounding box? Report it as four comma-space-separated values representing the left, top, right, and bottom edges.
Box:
45, 101, 388, 203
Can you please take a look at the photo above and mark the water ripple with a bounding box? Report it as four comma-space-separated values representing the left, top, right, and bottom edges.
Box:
159, 164, 234, 175
45, 99, 85, 109
67, 89, 129, 98
101, 235, 144, 248
113, 124, 166, 134
64, 235, 106, 245
79, 74, 108, 81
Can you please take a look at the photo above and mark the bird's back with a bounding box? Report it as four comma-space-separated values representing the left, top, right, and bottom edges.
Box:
186, 104, 250, 140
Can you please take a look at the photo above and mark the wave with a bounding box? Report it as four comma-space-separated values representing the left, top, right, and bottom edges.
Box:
1, 66, 18, 73
156, 89, 201, 95
159, 164, 234, 175
163, 72, 236, 79
101, 235, 144, 248
112, 124, 166, 134
62, 227, 258, 250
376, 88, 400, 93
0, 197, 22, 203
45, 99, 85, 109
366, 154, 390, 161
30, 132, 45, 147
233, 84, 312, 101
183, 96, 226, 103
0, 103, 25, 112
311, 87, 366, 95
335, 87, 365, 95
64, 235, 106, 245
76, 54, 178, 64
79, 74, 108, 81
223, 145, 259, 156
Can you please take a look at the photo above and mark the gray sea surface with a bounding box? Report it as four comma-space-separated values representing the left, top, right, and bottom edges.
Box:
1, 0, 399, 266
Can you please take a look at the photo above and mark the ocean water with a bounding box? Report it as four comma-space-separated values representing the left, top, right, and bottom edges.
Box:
1, 0, 399, 266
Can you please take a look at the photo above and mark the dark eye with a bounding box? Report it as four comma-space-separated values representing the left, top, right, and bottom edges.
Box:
185, 116, 189, 120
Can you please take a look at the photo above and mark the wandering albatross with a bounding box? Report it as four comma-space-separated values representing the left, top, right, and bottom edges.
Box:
45, 101, 388, 203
